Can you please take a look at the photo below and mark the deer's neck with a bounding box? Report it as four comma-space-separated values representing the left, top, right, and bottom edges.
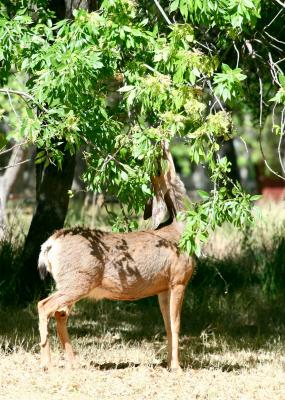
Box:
156, 218, 185, 244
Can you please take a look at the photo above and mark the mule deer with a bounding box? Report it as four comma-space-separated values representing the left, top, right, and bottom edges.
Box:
37, 144, 195, 371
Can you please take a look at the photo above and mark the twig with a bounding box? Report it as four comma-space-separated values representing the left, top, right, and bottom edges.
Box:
0, 88, 48, 113
195, 40, 214, 55
238, 136, 249, 154
245, 40, 254, 57
278, 107, 285, 175
143, 63, 165, 76
210, 100, 218, 114
0, 141, 27, 157
268, 52, 280, 86
79, 133, 133, 173
274, 0, 285, 10
276, 56, 285, 65
262, 35, 283, 52
5, 89, 19, 120
0, 158, 30, 172
153, 0, 172, 25
264, 30, 285, 46
264, 8, 284, 30
233, 41, 240, 68
257, 72, 285, 181
206, 79, 225, 112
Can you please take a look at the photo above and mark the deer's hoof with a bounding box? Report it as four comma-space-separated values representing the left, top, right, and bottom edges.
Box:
41, 363, 51, 372
170, 365, 183, 374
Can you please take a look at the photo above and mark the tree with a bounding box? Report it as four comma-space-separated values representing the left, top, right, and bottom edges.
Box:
0, 0, 284, 301
0, 142, 26, 236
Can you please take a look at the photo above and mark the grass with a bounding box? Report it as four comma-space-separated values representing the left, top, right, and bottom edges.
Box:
1, 201, 285, 399
0, 301, 285, 400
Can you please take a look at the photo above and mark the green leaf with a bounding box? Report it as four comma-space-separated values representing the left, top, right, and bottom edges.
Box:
141, 183, 151, 195
279, 74, 285, 89
170, 0, 180, 13
118, 85, 135, 93
121, 170, 128, 181
197, 190, 209, 200
35, 150, 45, 160
250, 194, 262, 201
35, 156, 46, 164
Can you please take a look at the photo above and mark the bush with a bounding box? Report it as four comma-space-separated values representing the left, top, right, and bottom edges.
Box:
0, 227, 24, 306
182, 220, 285, 334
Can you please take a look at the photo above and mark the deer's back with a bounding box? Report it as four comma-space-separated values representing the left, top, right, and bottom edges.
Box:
44, 226, 195, 301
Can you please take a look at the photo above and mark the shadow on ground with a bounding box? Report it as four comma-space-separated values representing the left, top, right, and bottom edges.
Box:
1, 286, 284, 374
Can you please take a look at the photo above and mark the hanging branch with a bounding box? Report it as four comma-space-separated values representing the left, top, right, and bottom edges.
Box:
257, 71, 285, 181
277, 107, 285, 175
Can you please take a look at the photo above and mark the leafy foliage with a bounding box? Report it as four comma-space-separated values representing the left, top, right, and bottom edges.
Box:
214, 64, 247, 102
0, 0, 284, 253
170, 0, 261, 32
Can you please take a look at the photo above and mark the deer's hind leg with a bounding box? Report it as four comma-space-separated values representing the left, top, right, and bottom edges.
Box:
38, 291, 76, 370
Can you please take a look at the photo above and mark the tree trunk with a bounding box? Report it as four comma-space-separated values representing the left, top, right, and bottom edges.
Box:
19, 0, 95, 303
20, 150, 75, 301
0, 143, 26, 237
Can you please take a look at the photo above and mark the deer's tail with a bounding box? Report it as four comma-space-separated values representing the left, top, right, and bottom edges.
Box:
38, 239, 53, 280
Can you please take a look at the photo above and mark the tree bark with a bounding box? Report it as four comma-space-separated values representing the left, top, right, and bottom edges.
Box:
20, 150, 75, 301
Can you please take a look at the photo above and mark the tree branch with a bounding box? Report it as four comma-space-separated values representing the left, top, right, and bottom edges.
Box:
278, 107, 285, 175
257, 72, 285, 181
0, 141, 28, 156
153, 0, 172, 25
274, 0, 285, 10
0, 88, 49, 113
0, 158, 30, 172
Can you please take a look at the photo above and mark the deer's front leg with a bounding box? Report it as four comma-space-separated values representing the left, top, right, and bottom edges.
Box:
169, 284, 185, 372
55, 307, 76, 367
158, 291, 172, 367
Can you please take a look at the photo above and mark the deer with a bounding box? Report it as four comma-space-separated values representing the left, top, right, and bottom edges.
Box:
37, 143, 195, 372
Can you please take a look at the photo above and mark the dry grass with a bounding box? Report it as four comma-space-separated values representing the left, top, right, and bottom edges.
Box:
0, 303, 285, 400
203, 201, 285, 260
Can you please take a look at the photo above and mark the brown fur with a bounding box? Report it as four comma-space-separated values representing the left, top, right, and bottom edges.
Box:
37, 145, 195, 371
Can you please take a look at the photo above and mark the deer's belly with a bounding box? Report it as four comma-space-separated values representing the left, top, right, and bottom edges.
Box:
88, 275, 169, 301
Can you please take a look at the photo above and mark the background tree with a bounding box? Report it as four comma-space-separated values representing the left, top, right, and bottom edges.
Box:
0, 142, 26, 236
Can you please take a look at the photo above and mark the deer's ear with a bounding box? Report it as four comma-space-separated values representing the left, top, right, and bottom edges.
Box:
143, 198, 153, 220
148, 174, 170, 228
143, 189, 169, 228
145, 141, 184, 228
151, 191, 169, 229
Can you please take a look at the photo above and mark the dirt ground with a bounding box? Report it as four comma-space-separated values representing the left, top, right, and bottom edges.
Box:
1, 314, 284, 400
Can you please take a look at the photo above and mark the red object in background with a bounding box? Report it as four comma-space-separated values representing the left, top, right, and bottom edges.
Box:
255, 163, 285, 202
259, 177, 285, 202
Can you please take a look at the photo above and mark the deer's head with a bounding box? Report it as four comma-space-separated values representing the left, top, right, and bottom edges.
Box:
144, 142, 186, 229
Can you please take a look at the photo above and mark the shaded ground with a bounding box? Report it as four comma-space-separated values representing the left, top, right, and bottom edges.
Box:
0, 301, 285, 400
